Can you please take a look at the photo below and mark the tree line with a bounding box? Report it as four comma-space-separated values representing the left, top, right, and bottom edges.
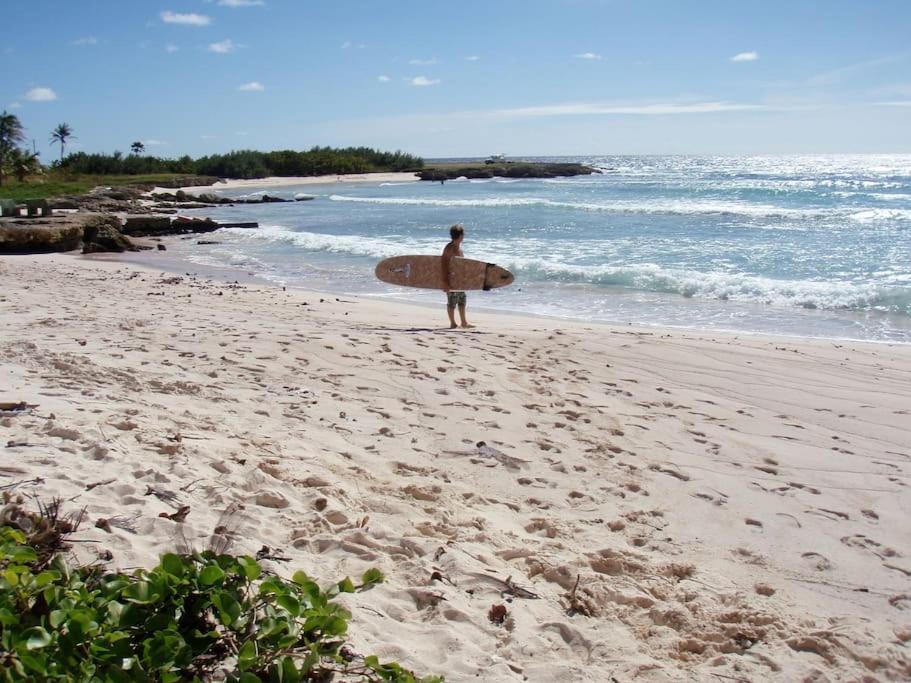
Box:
0, 111, 423, 185
64, 147, 423, 178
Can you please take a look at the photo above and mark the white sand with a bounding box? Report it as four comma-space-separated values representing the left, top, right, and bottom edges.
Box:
164, 172, 420, 195
1, 253, 909, 681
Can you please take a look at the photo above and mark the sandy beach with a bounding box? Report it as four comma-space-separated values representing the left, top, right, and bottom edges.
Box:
1, 252, 909, 681
168, 172, 421, 195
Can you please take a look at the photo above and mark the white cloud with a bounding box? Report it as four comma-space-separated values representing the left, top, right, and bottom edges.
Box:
876, 100, 911, 107
730, 51, 759, 62
340, 41, 351, 49
143, 139, 167, 146
165, 44, 179, 53
238, 81, 265, 91
24, 87, 57, 102
208, 39, 236, 53
8, 102, 21, 109
218, 0, 264, 6
465, 55, 480, 61
409, 58, 437, 65
378, 75, 391, 82
574, 52, 602, 60
410, 76, 440, 87
200, 134, 216, 140
161, 11, 211, 26
72, 36, 97, 46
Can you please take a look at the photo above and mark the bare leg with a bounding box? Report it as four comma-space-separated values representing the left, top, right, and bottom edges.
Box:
447, 305, 458, 329
458, 303, 474, 328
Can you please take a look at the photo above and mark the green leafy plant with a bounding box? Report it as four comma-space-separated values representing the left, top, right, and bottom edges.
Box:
0, 502, 441, 682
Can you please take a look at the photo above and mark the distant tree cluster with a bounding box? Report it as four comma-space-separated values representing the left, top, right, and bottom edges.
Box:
192, 146, 423, 178
60, 151, 197, 176
60, 146, 423, 178
1, 110, 423, 184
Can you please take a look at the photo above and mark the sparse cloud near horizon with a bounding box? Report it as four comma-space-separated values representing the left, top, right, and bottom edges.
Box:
378, 75, 391, 82
72, 37, 97, 46
410, 76, 440, 87
465, 55, 480, 61
143, 139, 166, 146
208, 39, 237, 54
8, 102, 21, 109
409, 58, 437, 66
165, 44, 179, 53
488, 100, 785, 119
575, 52, 602, 60
730, 51, 759, 62
23, 87, 57, 102
218, 0, 264, 6
161, 11, 211, 26
238, 81, 265, 91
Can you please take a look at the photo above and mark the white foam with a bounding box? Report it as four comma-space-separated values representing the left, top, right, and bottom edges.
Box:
328, 194, 835, 219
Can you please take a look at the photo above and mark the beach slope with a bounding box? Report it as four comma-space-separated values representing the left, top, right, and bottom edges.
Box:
1, 254, 909, 681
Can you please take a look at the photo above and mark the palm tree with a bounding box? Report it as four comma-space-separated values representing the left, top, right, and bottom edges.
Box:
10, 148, 41, 182
0, 110, 27, 187
131, 140, 145, 155
50, 122, 75, 163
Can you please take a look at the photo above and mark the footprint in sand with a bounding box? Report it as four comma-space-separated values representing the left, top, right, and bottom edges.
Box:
801, 551, 832, 571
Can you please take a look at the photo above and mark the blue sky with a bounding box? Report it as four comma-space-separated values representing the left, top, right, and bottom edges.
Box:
3, 0, 910, 159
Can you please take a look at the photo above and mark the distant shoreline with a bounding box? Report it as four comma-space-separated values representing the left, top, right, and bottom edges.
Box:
167, 172, 420, 194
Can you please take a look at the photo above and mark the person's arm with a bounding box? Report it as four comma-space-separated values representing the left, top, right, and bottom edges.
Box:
441, 243, 454, 291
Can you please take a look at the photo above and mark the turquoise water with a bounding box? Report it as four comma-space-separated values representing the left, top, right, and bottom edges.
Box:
168, 155, 911, 342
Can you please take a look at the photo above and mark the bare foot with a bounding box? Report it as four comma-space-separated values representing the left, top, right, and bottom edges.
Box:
460, 323, 475, 329
450, 323, 458, 329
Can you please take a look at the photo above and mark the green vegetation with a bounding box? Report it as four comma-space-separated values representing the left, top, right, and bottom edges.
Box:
0, 111, 28, 187
0, 174, 192, 202
0, 499, 440, 682
61, 147, 423, 179
0, 111, 424, 200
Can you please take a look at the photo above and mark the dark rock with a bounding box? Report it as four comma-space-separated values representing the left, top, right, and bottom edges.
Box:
0, 220, 83, 254
81, 214, 137, 254
418, 162, 598, 181
197, 240, 222, 245
122, 216, 174, 237
217, 222, 259, 229
157, 244, 167, 251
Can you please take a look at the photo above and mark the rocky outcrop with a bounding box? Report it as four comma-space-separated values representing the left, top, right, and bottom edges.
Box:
0, 219, 83, 254
81, 214, 138, 254
121, 216, 226, 236
418, 162, 598, 181
122, 216, 183, 237
149, 191, 291, 206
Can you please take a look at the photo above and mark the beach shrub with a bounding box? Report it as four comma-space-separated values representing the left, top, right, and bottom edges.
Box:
0, 502, 440, 682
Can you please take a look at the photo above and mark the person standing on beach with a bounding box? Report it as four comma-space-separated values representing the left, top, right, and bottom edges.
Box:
442, 224, 473, 329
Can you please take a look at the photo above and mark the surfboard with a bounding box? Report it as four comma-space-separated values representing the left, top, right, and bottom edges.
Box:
375, 255, 514, 291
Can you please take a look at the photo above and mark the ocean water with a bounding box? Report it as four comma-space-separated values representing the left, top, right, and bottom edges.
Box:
166, 155, 911, 343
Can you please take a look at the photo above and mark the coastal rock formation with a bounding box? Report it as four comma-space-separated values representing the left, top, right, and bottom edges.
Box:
0, 220, 83, 254
122, 216, 220, 237
418, 162, 598, 181
121, 216, 174, 237
149, 191, 291, 206
81, 214, 138, 254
